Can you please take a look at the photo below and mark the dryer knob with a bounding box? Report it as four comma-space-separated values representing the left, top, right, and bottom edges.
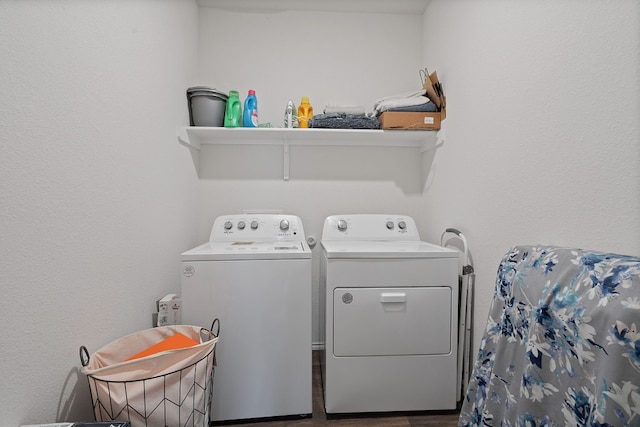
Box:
386, 221, 394, 230
250, 220, 259, 230
237, 221, 246, 230
398, 220, 407, 230
279, 219, 290, 231
224, 221, 233, 230
337, 220, 348, 232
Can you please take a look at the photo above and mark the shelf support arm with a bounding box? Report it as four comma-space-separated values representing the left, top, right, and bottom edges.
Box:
283, 138, 290, 181
177, 126, 202, 150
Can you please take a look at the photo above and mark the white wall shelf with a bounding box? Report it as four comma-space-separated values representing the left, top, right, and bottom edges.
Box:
177, 126, 443, 180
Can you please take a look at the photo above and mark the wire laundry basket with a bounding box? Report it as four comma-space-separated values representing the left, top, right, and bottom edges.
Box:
79, 320, 219, 427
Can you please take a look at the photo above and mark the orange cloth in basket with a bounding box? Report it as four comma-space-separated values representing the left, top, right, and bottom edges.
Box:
126, 332, 200, 361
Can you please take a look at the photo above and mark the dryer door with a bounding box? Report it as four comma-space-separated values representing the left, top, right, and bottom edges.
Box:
333, 287, 451, 357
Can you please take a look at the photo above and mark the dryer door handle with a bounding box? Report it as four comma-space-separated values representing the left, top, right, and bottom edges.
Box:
380, 292, 406, 303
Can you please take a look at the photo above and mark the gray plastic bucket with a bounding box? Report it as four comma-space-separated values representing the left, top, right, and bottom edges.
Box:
187, 87, 229, 127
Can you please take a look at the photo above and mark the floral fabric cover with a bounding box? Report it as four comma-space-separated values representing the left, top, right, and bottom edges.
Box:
459, 245, 640, 426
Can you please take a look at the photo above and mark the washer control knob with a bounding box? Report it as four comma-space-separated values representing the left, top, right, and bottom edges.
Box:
398, 220, 407, 230
224, 221, 233, 230
386, 221, 394, 230
279, 219, 290, 231
337, 220, 348, 232
237, 221, 246, 230
250, 220, 259, 230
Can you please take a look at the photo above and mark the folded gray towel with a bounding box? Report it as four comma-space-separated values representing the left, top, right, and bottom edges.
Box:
309, 113, 380, 130
385, 101, 437, 113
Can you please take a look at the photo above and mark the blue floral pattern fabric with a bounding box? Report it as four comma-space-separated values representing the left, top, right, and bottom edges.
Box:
459, 246, 640, 427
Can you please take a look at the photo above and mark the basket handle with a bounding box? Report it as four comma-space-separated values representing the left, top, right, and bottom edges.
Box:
210, 318, 220, 337
200, 319, 220, 343
79, 345, 90, 367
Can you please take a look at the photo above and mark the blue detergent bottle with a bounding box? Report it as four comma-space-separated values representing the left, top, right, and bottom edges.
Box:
242, 90, 258, 127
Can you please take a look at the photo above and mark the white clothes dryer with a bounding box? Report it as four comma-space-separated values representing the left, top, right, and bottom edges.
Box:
320, 214, 459, 414
181, 214, 312, 422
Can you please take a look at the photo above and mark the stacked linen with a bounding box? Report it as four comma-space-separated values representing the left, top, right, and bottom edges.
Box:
374, 89, 436, 115
323, 105, 366, 115
307, 90, 437, 129
309, 112, 380, 129
309, 104, 380, 129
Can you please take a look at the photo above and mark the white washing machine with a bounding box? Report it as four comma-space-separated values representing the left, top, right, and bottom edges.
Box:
181, 214, 312, 422
320, 214, 459, 414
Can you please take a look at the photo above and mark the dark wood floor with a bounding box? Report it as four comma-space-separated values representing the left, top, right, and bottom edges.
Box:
215, 351, 460, 427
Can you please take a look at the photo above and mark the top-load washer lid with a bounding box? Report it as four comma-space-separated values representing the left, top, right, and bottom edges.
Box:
182, 213, 311, 260
181, 240, 311, 261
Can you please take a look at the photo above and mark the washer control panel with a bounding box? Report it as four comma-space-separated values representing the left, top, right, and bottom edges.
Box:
322, 214, 420, 241
210, 214, 306, 242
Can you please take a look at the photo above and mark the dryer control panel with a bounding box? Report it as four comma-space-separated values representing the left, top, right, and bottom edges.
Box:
322, 214, 420, 241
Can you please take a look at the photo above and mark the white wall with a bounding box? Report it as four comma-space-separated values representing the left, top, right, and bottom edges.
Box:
0, 1, 199, 424
195, 8, 429, 347
422, 0, 640, 355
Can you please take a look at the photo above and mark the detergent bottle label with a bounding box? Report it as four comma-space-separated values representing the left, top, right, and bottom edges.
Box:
242, 90, 258, 127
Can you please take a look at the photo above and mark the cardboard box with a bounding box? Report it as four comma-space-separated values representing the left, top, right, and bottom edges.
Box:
378, 111, 443, 130
379, 69, 446, 130
157, 293, 181, 327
